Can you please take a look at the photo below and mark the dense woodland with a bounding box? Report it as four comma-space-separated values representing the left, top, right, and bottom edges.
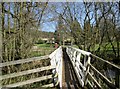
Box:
0, 2, 120, 88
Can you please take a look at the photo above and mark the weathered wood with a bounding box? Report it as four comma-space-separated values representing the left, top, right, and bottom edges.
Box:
3, 74, 53, 88
42, 83, 54, 87
74, 64, 84, 87
76, 59, 86, 71
91, 54, 120, 70
0, 66, 55, 80
87, 80, 93, 89
49, 46, 63, 88
66, 47, 85, 87
0, 55, 49, 67
90, 64, 116, 88
66, 46, 120, 89
85, 56, 91, 85
70, 85, 75, 89
88, 72, 102, 89
68, 47, 91, 56
75, 62, 84, 78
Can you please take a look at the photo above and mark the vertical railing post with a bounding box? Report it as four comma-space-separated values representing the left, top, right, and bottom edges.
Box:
49, 46, 63, 88
66, 46, 91, 87
76, 53, 81, 63
73, 51, 77, 66
85, 56, 91, 85
66, 46, 120, 89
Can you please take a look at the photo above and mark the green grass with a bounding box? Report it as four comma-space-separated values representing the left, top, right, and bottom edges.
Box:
30, 43, 55, 57
35, 43, 54, 48
71, 42, 120, 53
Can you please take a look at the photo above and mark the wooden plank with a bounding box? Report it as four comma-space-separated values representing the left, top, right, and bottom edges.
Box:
85, 56, 91, 85
90, 64, 116, 88
88, 72, 102, 89
0, 66, 55, 80
74, 64, 84, 87
3, 74, 53, 88
70, 85, 75, 89
75, 63, 84, 78
76, 61, 86, 71
69, 53, 85, 87
0, 55, 49, 67
87, 80, 93, 89
68, 47, 91, 56
42, 83, 54, 87
91, 54, 120, 70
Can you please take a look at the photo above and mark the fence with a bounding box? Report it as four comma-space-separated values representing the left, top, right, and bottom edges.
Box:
1, 46, 119, 89
49, 46, 63, 87
0, 55, 56, 88
66, 46, 120, 89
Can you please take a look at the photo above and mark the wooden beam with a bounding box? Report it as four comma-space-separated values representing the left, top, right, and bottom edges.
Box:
68, 47, 91, 56
91, 54, 120, 70
88, 72, 102, 89
0, 66, 55, 80
0, 55, 49, 67
90, 64, 116, 88
42, 83, 54, 87
3, 74, 53, 88
87, 80, 93, 89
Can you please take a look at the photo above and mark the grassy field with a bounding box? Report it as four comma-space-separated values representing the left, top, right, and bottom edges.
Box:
71, 42, 120, 51
30, 43, 55, 57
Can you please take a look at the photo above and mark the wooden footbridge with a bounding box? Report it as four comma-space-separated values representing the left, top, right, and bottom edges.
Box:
0, 46, 120, 89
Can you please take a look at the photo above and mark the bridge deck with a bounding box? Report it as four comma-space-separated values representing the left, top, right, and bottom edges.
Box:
62, 48, 82, 89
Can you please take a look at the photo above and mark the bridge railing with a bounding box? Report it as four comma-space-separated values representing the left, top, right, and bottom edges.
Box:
49, 46, 63, 87
66, 46, 120, 89
0, 55, 56, 88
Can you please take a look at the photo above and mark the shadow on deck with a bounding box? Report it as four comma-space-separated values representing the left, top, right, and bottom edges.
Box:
62, 48, 83, 89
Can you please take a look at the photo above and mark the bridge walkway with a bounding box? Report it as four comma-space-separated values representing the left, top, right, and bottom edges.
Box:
62, 48, 83, 89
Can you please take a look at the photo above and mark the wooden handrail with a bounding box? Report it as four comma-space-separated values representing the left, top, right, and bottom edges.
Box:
66, 46, 120, 89
1, 46, 120, 88
0, 66, 55, 80
91, 54, 120, 70
68, 46, 91, 56
3, 74, 55, 88
89, 64, 116, 88
49, 46, 63, 87
88, 72, 102, 89
0, 55, 49, 67
1, 55, 56, 88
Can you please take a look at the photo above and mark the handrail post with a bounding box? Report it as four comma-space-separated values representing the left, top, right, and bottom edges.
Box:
49, 46, 63, 88
85, 56, 91, 85
66, 46, 120, 89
